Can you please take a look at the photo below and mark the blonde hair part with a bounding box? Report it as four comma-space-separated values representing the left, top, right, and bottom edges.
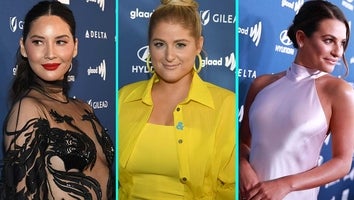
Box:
148, 0, 202, 41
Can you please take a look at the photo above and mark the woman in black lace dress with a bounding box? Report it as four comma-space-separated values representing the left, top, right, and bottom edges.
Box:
1, 1, 114, 199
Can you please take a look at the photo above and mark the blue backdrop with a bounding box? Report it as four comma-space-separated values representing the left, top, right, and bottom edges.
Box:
239, 0, 354, 199
0, 0, 116, 176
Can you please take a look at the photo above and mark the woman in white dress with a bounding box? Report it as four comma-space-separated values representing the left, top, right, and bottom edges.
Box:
240, 1, 354, 199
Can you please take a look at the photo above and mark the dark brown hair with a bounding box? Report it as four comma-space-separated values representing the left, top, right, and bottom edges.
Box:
287, 0, 350, 75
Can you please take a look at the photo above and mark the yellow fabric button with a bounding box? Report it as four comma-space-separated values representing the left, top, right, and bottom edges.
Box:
180, 177, 187, 183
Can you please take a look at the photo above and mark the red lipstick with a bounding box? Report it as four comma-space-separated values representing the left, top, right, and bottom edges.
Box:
42, 63, 60, 71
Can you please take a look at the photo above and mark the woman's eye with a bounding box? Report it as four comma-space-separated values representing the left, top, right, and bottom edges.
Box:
153, 42, 164, 47
176, 43, 186, 48
341, 40, 346, 47
32, 40, 43, 45
324, 38, 333, 44
56, 40, 68, 45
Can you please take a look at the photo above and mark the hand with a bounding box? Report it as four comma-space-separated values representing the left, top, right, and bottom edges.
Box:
239, 158, 259, 199
246, 179, 291, 200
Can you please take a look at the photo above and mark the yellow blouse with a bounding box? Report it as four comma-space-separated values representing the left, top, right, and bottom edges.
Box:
118, 72, 236, 199
126, 123, 184, 199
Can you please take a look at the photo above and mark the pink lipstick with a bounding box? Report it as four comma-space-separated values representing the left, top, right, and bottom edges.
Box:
42, 63, 60, 71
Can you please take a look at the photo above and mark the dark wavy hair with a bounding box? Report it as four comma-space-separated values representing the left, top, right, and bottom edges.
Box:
287, 0, 350, 75
10, 0, 76, 104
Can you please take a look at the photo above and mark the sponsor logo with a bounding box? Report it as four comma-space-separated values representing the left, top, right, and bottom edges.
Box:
131, 65, 150, 73
275, 30, 295, 55
85, 30, 108, 39
87, 99, 109, 109
132, 46, 150, 73
13, 65, 18, 76
137, 46, 149, 62
57, 0, 70, 4
239, 22, 262, 47
342, 0, 354, 11
199, 53, 235, 71
202, 54, 236, 71
67, 75, 75, 82
200, 10, 211, 25
129, 8, 235, 24
9, 17, 24, 32
225, 52, 236, 71
130, 8, 153, 19
281, 0, 304, 13
279, 30, 292, 46
238, 105, 244, 122
87, 0, 105, 11
238, 68, 257, 79
87, 60, 107, 81
212, 13, 236, 24
202, 57, 223, 67
200, 10, 236, 25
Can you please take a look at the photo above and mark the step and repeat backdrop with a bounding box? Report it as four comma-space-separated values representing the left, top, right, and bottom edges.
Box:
239, 0, 354, 199
118, 0, 236, 92
0, 0, 116, 171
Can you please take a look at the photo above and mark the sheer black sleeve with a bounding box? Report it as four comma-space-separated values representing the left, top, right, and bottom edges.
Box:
2, 98, 49, 199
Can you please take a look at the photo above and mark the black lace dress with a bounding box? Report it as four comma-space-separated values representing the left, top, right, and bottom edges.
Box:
1, 79, 114, 200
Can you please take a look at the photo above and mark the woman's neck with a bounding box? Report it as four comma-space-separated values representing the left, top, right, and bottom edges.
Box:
30, 76, 69, 103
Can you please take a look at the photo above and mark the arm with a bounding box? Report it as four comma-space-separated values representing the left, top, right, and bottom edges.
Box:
248, 79, 354, 199
215, 93, 236, 200
239, 78, 262, 197
239, 73, 286, 199
286, 80, 354, 190
2, 98, 48, 199
216, 147, 236, 200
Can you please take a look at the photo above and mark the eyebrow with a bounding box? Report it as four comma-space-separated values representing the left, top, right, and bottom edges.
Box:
152, 38, 191, 43
29, 34, 71, 39
321, 34, 346, 40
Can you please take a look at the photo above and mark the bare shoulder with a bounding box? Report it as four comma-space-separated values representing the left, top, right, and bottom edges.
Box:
318, 75, 354, 94
317, 75, 354, 103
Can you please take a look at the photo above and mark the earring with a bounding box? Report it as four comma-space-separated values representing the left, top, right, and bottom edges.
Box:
193, 54, 202, 73
68, 63, 73, 72
146, 54, 154, 73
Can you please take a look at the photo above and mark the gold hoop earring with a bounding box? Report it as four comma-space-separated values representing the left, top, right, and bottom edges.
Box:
146, 54, 154, 73
193, 54, 202, 73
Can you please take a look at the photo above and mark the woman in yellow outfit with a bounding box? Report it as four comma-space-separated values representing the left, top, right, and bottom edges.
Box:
118, 0, 235, 199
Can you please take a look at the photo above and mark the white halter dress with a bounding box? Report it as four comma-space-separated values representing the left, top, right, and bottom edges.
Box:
249, 63, 329, 199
